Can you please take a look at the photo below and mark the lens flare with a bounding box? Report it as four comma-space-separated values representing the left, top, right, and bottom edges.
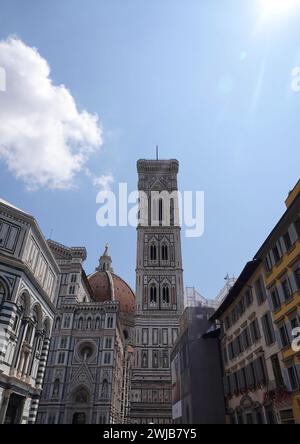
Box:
260, 0, 300, 21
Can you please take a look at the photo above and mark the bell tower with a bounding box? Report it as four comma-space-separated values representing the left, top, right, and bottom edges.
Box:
130, 158, 184, 424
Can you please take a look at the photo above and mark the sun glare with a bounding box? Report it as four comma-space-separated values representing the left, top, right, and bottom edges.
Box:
260, 0, 300, 21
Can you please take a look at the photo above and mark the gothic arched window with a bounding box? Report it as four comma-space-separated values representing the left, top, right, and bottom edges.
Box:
162, 286, 170, 304
86, 317, 92, 330
150, 244, 157, 261
161, 245, 169, 261
78, 317, 83, 330
150, 286, 157, 305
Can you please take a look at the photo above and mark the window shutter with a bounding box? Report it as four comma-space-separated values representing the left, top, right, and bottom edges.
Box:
282, 368, 292, 392
261, 315, 269, 345
286, 322, 293, 343
275, 329, 282, 349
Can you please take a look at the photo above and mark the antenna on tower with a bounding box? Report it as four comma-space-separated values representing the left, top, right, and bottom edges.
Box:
156, 145, 159, 161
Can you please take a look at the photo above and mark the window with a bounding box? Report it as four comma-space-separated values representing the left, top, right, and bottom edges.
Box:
150, 245, 157, 261
103, 352, 111, 365
255, 356, 267, 385
265, 254, 272, 273
288, 366, 299, 391
242, 327, 251, 349
150, 286, 157, 305
261, 312, 275, 346
281, 278, 292, 301
86, 317, 92, 329
78, 317, 83, 330
69, 285, 76, 295
161, 245, 168, 261
271, 287, 281, 310
255, 278, 266, 305
238, 298, 245, 316
245, 289, 253, 307
272, 245, 281, 264
60, 338, 67, 349
294, 268, 300, 290
271, 354, 284, 388
279, 325, 290, 348
63, 315, 71, 329
58, 352, 65, 365
106, 316, 113, 329
283, 232, 292, 251
71, 274, 77, 283
250, 319, 261, 342
162, 286, 170, 304
105, 337, 112, 349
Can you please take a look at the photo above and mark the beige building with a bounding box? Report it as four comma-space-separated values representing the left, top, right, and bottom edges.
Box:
212, 260, 285, 424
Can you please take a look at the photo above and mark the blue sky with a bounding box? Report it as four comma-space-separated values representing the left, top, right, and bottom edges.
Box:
0, 0, 300, 298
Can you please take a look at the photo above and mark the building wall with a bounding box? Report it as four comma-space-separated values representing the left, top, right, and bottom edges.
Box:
0, 200, 59, 424
219, 264, 284, 424
255, 181, 300, 424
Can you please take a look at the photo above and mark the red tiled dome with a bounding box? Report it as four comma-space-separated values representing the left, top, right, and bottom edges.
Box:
88, 271, 135, 315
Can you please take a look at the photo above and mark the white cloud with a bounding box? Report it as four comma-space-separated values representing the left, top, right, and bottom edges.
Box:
0, 36, 103, 189
93, 174, 114, 190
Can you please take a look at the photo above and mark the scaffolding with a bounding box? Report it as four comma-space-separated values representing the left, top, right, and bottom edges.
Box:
185, 277, 236, 310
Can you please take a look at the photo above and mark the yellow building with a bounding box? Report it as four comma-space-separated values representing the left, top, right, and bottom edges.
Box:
255, 180, 300, 424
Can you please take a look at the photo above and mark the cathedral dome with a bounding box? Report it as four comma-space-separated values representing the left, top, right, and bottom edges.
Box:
88, 245, 135, 315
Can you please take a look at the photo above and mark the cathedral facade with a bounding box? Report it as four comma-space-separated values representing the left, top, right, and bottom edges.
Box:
37, 242, 134, 424
130, 159, 185, 424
